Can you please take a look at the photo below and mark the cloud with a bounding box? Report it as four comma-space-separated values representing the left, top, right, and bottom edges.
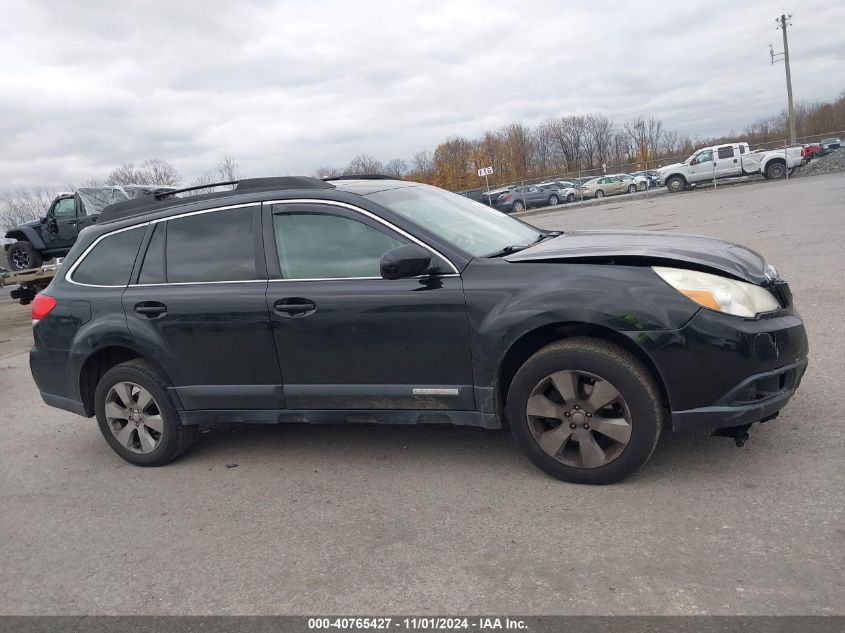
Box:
1, 0, 843, 188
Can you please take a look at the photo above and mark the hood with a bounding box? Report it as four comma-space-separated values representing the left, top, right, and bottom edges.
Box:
657, 161, 684, 174
504, 230, 774, 285
9, 219, 42, 233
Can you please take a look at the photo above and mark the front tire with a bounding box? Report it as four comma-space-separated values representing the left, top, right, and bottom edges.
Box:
94, 359, 197, 466
566, 193, 576, 203
627, 184, 637, 193
7, 241, 42, 271
548, 194, 559, 206
507, 338, 663, 484
665, 176, 685, 193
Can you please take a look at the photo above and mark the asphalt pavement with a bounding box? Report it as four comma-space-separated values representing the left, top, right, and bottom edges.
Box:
0, 173, 842, 615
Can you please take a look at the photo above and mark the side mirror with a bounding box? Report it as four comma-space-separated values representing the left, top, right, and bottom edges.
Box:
380, 244, 432, 280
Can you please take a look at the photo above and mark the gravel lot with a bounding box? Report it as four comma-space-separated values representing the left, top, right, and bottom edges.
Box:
0, 174, 843, 615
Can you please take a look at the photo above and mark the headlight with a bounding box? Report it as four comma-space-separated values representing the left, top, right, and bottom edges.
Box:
653, 266, 781, 317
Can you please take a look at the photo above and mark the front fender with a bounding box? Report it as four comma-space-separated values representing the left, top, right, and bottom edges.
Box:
463, 260, 699, 387
5, 227, 47, 250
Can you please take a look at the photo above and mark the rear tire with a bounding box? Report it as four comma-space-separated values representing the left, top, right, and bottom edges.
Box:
512, 200, 525, 212
665, 176, 685, 193
94, 359, 197, 466
507, 338, 663, 484
765, 161, 786, 179
595, 189, 605, 198
7, 241, 42, 271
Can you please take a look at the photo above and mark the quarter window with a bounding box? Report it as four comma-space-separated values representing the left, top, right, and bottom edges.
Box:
71, 227, 145, 286
273, 212, 406, 279
165, 206, 257, 283
138, 223, 165, 284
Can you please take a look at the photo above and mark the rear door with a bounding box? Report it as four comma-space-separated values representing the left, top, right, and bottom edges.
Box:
263, 201, 475, 411
715, 145, 740, 177
122, 204, 283, 411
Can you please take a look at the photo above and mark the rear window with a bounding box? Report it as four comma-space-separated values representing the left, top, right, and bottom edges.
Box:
70, 227, 145, 286
165, 206, 257, 283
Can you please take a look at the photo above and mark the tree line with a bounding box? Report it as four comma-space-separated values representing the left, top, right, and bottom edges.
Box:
316, 91, 845, 191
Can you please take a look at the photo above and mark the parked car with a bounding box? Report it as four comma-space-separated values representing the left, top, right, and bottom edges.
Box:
819, 137, 842, 152
578, 176, 634, 199
458, 188, 505, 206
495, 185, 560, 212
801, 144, 822, 161
612, 173, 648, 192
656, 142, 804, 192
632, 170, 662, 188
538, 182, 578, 203
30, 176, 807, 484
3, 185, 174, 271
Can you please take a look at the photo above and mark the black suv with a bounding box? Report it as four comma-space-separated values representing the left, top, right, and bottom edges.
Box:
30, 177, 808, 483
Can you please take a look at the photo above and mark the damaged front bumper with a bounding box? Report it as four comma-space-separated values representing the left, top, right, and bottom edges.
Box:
671, 357, 808, 432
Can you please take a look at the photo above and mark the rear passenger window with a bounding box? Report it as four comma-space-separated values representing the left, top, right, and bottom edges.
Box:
718, 146, 735, 159
165, 206, 257, 283
138, 223, 165, 284
71, 227, 144, 286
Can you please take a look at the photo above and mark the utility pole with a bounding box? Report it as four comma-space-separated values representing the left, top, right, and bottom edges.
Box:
775, 13, 796, 143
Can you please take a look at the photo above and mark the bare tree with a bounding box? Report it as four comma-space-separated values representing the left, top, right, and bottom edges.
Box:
410, 149, 435, 183
343, 154, 384, 175
106, 158, 181, 186
312, 166, 341, 179
383, 158, 409, 178
0, 188, 58, 231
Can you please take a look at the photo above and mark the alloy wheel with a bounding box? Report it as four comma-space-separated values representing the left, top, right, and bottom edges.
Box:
525, 369, 632, 468
10, 250, 30, 270
104, 381, 164, 454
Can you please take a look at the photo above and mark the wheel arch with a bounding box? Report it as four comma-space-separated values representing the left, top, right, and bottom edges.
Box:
78, 345, 179, 416
495, 322, 670, 424
5, 227, 46, 250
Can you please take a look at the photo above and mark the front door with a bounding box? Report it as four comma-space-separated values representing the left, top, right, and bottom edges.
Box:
46, 197, 79, 250
122, 204, 283, 411
264, 201, 475, 411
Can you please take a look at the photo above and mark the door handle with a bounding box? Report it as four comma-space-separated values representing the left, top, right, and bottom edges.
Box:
134, 302, 167, 318
67, 220, 78, 225
274, 298, 317, 317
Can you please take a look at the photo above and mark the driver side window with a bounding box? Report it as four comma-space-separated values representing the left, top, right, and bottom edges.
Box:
52, 198, 76, 219
273, 212, 407, 279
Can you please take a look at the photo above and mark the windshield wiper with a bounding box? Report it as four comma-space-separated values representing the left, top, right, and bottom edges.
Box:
485, 231, 560, 258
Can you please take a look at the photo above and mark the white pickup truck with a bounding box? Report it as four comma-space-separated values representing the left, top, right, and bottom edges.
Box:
657, 142, 804, 193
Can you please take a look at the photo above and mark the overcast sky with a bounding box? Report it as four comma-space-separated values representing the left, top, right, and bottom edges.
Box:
1, 0, 843, 189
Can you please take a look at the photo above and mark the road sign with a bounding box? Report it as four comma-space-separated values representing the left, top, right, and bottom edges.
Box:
477, 166, 493, 177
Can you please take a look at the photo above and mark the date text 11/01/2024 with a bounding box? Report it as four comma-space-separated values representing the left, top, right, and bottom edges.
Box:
307, 617, 528, 630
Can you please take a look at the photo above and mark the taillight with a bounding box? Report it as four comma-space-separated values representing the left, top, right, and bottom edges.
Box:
32, 293, 57, 325
500, 194, 511, 201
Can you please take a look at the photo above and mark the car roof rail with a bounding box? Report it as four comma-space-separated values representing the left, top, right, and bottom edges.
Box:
98, 177, 335, 224
324, 174, 399, 181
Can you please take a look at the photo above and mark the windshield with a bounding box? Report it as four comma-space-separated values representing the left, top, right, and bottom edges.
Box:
367, 184, 541, 257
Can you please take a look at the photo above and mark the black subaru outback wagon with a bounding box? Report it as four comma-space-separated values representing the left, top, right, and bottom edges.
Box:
30, 176, 808, 484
